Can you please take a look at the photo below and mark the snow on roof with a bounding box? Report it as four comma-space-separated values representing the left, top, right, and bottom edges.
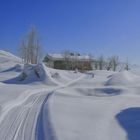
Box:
47, 53, 91, 61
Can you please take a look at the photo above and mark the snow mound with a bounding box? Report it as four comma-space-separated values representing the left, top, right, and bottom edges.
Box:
46, 67, 83, 85
0, 50, 21, 62
0, 50, 22, 72
3, 62, 83, 85
106, 71, 138, 86
130, 64, 140, 75
71, 87, 122, 97
19, 63, 58, 85
1, 64, 22, 73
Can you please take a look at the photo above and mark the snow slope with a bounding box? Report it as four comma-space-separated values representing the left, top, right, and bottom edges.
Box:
105, 71, 139, 86
0, 51, 140, 140
0, 50, 22, 72
47, 71, 140, 140
130, 64, 140, 75
0, 50, 21, 63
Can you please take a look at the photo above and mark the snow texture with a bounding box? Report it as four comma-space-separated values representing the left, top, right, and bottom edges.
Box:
0, 50, 140, 140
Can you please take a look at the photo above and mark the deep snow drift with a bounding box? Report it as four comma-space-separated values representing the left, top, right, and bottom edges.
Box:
1, 51, 140, 140
0, 50, 21, 63
0, 50, 22, 72
3, 63, 83, 86
106, 71, 139, 86
18, 64, 58, 85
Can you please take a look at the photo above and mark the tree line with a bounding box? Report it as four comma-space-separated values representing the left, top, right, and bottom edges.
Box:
57, 50, 130, 71
94, 55, 130, 71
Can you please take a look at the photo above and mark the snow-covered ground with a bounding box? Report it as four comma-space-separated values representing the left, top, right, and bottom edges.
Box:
0, 50, 140, 140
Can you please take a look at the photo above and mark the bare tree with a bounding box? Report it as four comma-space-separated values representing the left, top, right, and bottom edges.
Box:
98, 55, 104, 70
18, 27, 42, 64
27, 27, 41, 64
111, 55, 119, 71
94, 61, 98, 70
19, 39, 27, 63
124, 58, 130, 71
106, 57, 112, 71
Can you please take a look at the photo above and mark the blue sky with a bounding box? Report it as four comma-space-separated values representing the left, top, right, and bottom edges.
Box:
0, 0, 140, 64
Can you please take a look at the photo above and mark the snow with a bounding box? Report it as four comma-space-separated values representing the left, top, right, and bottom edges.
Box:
105, 71, 139, 86
47, 53, 90, 61
0, 50, 21, 63
0, 50, 22, 72
0, 50, 140, 140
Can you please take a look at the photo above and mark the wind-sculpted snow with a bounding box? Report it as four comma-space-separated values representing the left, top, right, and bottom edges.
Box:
36, 92, 57, 140
0, 62, 87, 140
0, 89, 50, 140
73, 87, 122, 97
0, 50, 21, 62
47, 70, 140, 140
2, 63, 84, 87
105, 71, 140, 86
0, 50, 22, 72
0, 64, 22, 73
3, 64, 58, 85
1, 54, 140, 140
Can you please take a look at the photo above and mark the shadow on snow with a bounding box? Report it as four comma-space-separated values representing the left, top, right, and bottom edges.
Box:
94, 88, 122, 96
2, 76, 44, 85
0, 64, 22, 73
36, 92, 57, 140
116, 107, 140, 140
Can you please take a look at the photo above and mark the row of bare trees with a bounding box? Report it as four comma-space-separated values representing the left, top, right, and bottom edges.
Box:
96, 55, 129, 71
19, 27, 42, 64
62, 50, 130, 71
106, 56, 119, 71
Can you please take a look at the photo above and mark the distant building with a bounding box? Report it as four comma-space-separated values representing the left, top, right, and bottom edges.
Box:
43, 53, 94, 71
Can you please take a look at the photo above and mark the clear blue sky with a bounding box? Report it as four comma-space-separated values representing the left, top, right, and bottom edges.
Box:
0, 0, 140, 64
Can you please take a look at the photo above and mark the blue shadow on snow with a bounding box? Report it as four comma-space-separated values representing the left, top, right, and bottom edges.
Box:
0, 64, 22, 73
116, 107, 140, 140
94, 88, 122, 96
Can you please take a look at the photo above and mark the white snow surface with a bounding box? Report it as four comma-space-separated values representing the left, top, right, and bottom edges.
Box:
0, 51, 140, 140
0, 50, 22, 72
47, 53, 90, 61
105, 70, 140, 86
